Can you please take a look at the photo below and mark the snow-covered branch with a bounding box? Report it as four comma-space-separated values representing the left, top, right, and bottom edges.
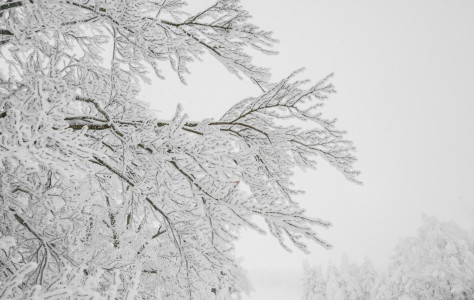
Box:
0, 0, 359, 298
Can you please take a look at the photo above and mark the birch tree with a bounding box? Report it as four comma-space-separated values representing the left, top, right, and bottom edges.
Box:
0, 0, 359, 298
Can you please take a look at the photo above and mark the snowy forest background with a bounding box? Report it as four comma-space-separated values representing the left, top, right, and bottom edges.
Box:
302, 216, 474, 299
1, 0, 474, 300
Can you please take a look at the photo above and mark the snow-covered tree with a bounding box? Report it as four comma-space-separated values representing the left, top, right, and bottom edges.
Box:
387, 216, 474, 300
302, 262, 326, 300
302, 257, 376, 300
0, 0, 359, 298
302, 216, 474, 300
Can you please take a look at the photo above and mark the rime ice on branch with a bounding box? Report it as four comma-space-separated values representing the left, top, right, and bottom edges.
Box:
0, 0, 358, 298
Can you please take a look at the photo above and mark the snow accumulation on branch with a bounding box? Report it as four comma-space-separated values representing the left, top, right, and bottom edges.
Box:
0, 0, 359, 298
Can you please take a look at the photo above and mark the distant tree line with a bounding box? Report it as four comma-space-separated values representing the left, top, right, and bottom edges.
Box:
302, 216, 474, 300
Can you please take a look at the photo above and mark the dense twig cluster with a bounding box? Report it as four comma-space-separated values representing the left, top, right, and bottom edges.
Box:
0, 0, 358, 298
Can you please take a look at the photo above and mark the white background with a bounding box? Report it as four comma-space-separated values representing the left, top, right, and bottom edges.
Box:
141, 1, 474, 299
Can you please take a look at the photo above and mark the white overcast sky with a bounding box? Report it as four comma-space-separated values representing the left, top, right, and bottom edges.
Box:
140, 1, 474, 299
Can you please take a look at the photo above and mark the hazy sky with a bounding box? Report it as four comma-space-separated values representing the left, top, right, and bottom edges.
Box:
141, 1, 474, 299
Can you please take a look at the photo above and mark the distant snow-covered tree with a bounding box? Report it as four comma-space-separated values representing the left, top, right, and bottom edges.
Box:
302, 262, 326, 300
302, 216, 474, 300
302, 257, 376, 300
0, 0, 359, 298
387, 216, 474, 300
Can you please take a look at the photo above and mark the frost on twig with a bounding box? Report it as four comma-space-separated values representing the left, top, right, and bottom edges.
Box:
0, 0, 359, 298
